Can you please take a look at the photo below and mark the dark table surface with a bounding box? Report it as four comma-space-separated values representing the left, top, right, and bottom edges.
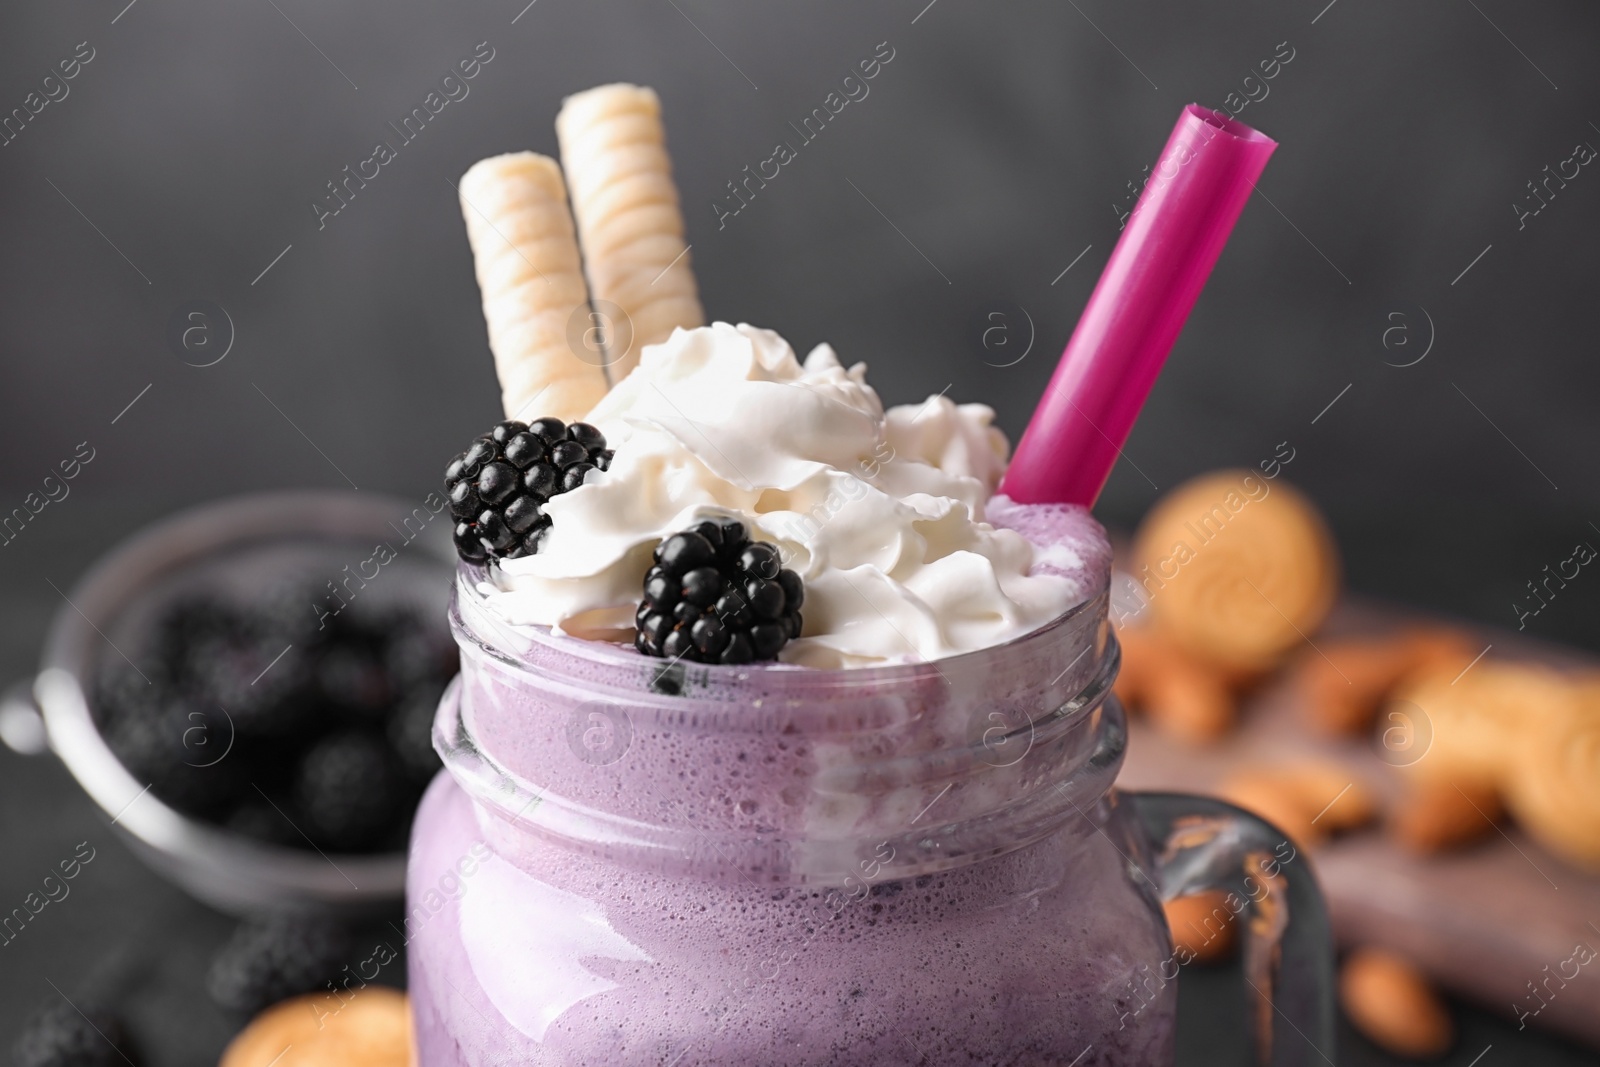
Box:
3, 508, 1597, 1067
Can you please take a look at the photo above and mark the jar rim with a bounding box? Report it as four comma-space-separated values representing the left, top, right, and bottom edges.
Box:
454, 564, 1111, 727
440, 570, 1125, 883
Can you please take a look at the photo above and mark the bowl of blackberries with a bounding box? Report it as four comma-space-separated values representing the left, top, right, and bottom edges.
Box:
28, 491, 458, 913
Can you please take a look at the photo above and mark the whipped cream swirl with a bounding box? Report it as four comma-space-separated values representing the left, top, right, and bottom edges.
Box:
484, 323, 1078, 667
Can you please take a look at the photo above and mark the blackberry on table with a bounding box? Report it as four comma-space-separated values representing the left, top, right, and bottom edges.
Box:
12, 999, 139, 1067
294, 730, 404, 852
206, 913, 355, 1016
635, 519, 804, 665
444, 418, 613, 564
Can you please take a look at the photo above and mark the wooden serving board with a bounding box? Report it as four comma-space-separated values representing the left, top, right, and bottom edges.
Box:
1115, 599, 1600, 1049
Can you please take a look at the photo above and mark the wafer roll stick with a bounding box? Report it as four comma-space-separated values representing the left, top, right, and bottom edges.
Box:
557, 84, 704, 381
458, 152, 609, 424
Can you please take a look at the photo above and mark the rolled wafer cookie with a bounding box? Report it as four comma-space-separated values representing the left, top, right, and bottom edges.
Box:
557, 84, 704, 381
458, 152, 609, 424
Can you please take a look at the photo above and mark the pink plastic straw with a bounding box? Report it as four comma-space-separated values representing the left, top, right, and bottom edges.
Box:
1001, 105, 1276, 508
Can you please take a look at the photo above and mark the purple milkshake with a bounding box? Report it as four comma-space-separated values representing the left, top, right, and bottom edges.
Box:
408, 496, 1184, 1066
410, 324, 1333, 1065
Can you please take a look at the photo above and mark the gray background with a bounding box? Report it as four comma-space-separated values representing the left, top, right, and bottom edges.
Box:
1, 0, 1598, 1063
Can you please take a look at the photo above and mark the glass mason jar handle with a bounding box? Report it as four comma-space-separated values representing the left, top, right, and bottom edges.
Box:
1128, 792, 1336, 1067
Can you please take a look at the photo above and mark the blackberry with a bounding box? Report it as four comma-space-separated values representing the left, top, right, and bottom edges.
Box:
179, 630, 310, 738
444, 418, 613, 564
205, 913, 355, 1016
102, 698, 239, 816
12, 998, 140, 1067
153, 592, 248, 676
379, 607, 458, 691
635, 519, 804, 665
388, 685, 445, 786
225, 800, 301, 847
250, 580, 333, 650
313, 644, 392, 719
94, 661, 166, 732
293, 730, 404, 852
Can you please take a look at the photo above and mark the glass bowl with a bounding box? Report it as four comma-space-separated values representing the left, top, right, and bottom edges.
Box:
21, 490, 455, 915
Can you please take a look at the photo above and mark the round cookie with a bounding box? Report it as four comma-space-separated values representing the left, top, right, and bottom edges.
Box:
220, 987, 411, 1067
1132, 471, 1338, 671
1394, 662, 1581, 790
1505, 684, 1600, 871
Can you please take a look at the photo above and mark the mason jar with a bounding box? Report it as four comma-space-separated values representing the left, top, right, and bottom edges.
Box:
406, 567, 1332, 1066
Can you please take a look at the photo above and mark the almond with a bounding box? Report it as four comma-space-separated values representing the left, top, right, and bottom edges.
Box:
1163, 889, 1237, 964
1145, 655, 1236, 744
1339, 948, 1453, 1059
1218, 772, 1323, 849
1112, 622, 1158, 712
1390, 777, 1501, 854
1294, 627, 1476, 738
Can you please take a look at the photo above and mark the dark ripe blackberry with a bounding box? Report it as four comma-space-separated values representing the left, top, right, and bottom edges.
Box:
206, 913, 355, 1016
654, 530, 716, 573
681, 567, 721, 607
13, 998, 140, 1067
549, 440, 589, 469
635, 522, 805, 665
251, 581, 332, 650
643, 569, 677, 609
523, 463, 560, 499
503, 432, 542, 469
476, 461, 518, 505
180, 632, 310, 738
453, 521, 489, 564
94, 660, 165, 731
661, 629, 694, 660
448, 479, 481, 521
528, 417, 566, 445
225, 801, 300, 847
777, 569, 805, 611
744, 576, 787, 621
750, 622, 787, 660
739, 542, 781, 580
566, 421, 606, 451
503, 496, 543, 534
475, 509, 515, 552
388, 685, 445, 786
489, 419, 527, 446
714, 592, 754, 629
562, 462, 597, 492
444, 418, 610, 563
381, 609, 458, 691
102, 698, 239, 816
153, 593, 247, 677
294, 730, 404, 852
690, 615, 729, 656
314, 645, 391, 718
